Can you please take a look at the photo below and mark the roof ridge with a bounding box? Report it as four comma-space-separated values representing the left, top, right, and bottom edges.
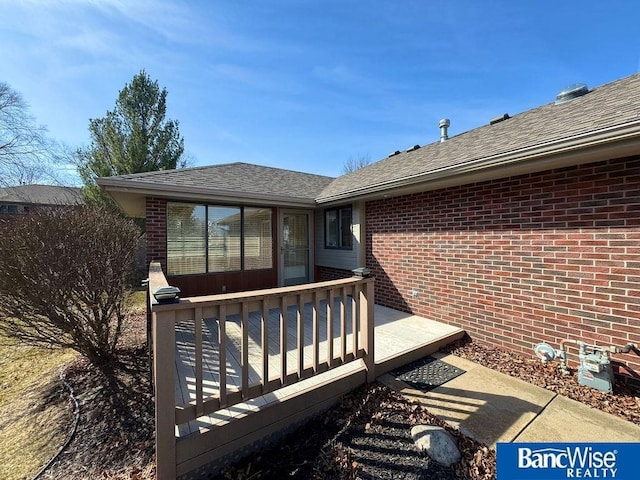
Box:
234, 162, 335, 179
114, 161, 335, 181
114, 162, 244, 179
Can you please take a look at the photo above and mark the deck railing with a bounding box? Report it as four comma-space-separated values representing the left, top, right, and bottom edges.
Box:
148, 261, 375, 479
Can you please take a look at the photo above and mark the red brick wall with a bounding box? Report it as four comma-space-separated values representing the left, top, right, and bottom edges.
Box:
146, 197, 167, 272
316, 266, 353, 282
365, 156, 640, 374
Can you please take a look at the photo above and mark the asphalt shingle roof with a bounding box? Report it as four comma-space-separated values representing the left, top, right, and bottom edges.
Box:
317, 73, 640, 202
0, 185, 83, 205
101, 73, 640, 207
107, 163, 334, 202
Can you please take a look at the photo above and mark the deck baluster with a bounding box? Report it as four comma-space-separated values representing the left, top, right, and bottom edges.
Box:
312, 290, 320, 372
340, 286, 347, 362
327, 288, 334, 366
297, 294, 304, 378
279, 296, 287, 385
195, 307, 203, 417
218, 304, 227, 407
261, 299, 269, 392
241, 302, 249, 398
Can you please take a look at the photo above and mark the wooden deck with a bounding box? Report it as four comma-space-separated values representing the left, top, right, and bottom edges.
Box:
149, 262, 464, 479
173, 302, 464, 437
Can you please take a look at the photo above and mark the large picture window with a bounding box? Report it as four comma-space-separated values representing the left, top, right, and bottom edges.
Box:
167, 203, 207, 275
208, 206, 241, 272
244, 208, 273, 270
325, 205, 352, 249
167, 202, 273, 276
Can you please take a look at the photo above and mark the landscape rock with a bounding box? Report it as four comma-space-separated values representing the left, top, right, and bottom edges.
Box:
411, 424, 461, 466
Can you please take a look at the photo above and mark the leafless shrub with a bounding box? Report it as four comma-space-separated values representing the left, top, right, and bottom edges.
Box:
0, 206, 140, 365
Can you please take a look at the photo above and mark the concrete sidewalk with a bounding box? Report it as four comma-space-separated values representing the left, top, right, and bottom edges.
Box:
379, 353, 640, 447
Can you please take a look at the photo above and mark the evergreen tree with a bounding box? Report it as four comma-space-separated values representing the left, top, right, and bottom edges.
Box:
77, 70, 185, 207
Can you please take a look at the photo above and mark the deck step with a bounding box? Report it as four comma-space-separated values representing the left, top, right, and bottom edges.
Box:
375, 328, 466, 377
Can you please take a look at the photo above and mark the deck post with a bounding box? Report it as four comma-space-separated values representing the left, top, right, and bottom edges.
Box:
153, 309, 177, 480
361, 279, 376, 382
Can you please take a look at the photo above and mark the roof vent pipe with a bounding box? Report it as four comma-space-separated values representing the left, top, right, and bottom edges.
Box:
439, 118, 450, 142
555, 83, 589, 105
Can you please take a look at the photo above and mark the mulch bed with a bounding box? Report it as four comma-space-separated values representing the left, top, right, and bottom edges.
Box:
37, 302, 156, 480
39, 347, 156, 480
214, 383, 494, 480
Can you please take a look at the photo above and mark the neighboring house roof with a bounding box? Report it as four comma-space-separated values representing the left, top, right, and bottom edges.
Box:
0, 184, 83, 206
317, 73, 640, 203
97, 163, 334, 216
99, 73, 640, 213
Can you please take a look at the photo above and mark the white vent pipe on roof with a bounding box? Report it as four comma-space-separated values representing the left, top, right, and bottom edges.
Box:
439, 118, 450, 142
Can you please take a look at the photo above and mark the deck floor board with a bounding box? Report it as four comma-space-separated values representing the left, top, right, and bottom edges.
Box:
174, 303, 461, 437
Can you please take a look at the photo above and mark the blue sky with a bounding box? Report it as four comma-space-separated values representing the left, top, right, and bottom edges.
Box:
2, 1, 640, 183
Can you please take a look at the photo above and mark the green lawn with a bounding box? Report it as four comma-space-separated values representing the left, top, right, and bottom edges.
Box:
0, 290, 147, 480
127, 289, 147, 309
0, 338, 75, 480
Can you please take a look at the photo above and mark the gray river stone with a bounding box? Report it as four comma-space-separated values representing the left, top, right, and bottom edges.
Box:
411, 424, 461, 467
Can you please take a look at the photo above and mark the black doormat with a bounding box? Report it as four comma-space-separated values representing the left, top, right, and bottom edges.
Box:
391, 356, 466, 392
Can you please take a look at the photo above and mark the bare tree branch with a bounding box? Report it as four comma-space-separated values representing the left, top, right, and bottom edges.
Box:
342, 153, 372, 174
0, 81, 63, 186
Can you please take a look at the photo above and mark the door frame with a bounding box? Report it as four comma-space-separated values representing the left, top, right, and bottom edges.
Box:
278, 209, 314, 287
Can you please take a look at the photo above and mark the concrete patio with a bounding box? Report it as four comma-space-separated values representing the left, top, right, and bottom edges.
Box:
379, 353, 640, 447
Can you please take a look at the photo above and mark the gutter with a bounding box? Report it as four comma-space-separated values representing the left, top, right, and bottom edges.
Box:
315, 119, 640, 204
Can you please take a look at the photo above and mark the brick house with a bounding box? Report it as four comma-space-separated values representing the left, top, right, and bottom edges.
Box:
99, 73, 640, 375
